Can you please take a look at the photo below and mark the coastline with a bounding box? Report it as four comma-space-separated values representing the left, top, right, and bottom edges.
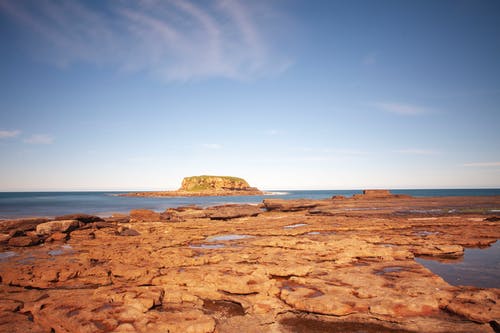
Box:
1, 192, 500, 332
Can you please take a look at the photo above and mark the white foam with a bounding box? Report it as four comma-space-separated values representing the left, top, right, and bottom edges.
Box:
264, 191, 290, 196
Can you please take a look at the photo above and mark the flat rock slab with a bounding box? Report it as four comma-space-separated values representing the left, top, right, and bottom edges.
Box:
1, 195, 500, 333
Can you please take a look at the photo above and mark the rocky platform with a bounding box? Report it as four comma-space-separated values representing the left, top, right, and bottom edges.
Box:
1, 192, 500, 332
121, 175, 264, 197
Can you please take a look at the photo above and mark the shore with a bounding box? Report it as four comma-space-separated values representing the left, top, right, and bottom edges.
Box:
1, 192, 500, 332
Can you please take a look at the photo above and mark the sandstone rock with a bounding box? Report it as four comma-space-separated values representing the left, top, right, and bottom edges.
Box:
130, 209, 161, 222
263, 199, 322, 212
0, 218, 49, 234
206, 204, 261, 220
119, 228, 140, 236
352, 190, 412, 200
445, 288, 500, 323
53, 213, 103, 224
1, 195, 499, 333
412, 244, 464, 258
161, 206, 208, 222
46, 232, 68, 242
36, 220, 79, 235
7, 235, 39, 247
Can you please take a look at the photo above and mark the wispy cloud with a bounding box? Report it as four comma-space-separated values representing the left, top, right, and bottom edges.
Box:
463, 162, 500, 167
373, 102, 430, 116
24, 134, 54, 145
394, 149, 439, 155
202, 143, 222, 150
0, 130, 20, 138
0, 0, 290, 81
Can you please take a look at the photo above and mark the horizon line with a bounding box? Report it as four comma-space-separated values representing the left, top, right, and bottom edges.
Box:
1, 186, 500, 193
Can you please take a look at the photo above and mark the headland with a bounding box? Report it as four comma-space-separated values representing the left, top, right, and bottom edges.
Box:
120, 175, 264, 197
0, 190, 499, 332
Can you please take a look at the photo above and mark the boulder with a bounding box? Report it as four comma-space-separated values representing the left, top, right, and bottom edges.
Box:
8, 235, 40, 247
105, 213, 130, 224
0, 218, 49, 234
46, 232, 68, 242
263, 199, 320, 212
36, 220, 79, 235
53, 214, 103, 224
206, 204, 262, 220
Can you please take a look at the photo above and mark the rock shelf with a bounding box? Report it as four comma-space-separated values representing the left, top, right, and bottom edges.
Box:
0, 194, 500, 332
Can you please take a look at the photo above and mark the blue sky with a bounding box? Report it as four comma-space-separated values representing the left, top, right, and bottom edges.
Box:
0, 0, 499, 190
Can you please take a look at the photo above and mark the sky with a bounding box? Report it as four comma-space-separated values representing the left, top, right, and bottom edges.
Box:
0, 0, 499, 191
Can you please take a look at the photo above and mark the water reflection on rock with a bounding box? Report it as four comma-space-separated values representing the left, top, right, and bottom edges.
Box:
416, 241, 500, 288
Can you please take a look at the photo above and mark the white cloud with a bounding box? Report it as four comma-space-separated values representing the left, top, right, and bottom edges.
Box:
0, 0, 290, 81
373, 102, 430, 115
24, 134, 54, 145
0, 130, 20, 138
202, 143, 222, 150
394, 149, 439, 155
463, 162, 500, 167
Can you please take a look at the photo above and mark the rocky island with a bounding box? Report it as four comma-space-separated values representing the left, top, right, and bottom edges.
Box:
0, 190, 500, 332
121, 175, 264, 197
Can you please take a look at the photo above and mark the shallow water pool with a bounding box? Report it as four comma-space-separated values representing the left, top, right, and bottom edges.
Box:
415, 241, 500, 288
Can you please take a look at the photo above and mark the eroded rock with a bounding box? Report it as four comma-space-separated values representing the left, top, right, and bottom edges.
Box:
0, 195, 499, 332
35, 220, 79, 235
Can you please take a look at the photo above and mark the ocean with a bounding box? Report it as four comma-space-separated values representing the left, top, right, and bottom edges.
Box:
1, 189, 500, 219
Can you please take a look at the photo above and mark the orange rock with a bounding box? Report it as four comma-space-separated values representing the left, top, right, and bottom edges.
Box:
129, 209, 161, 222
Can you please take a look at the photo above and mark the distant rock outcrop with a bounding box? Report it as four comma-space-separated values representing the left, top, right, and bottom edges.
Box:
121, 175, 263, 197
180, 175, 252, 192
352, 189, 412, 200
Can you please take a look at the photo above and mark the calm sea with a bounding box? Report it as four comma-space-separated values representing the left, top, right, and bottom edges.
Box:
1, 189, 499, 219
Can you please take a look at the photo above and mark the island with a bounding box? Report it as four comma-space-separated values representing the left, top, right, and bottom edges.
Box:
120, 175, 264, 197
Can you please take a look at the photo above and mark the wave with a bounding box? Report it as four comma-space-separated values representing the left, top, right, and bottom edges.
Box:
263, 191, 290, 196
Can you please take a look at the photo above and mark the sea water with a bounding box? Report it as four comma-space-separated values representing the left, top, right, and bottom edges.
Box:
1, 189, 499, 219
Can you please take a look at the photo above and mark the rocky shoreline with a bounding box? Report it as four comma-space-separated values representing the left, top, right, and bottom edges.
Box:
1, 191, 500, 332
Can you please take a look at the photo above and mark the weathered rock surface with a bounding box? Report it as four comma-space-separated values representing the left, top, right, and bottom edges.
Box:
263, 198, 326, 212
206, 204, 262, 220
35, 220, 80, 235
1, 195, 500, 332
53, 213, 103, 224
0, 218, 49, 234
129, 209, 161, 222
